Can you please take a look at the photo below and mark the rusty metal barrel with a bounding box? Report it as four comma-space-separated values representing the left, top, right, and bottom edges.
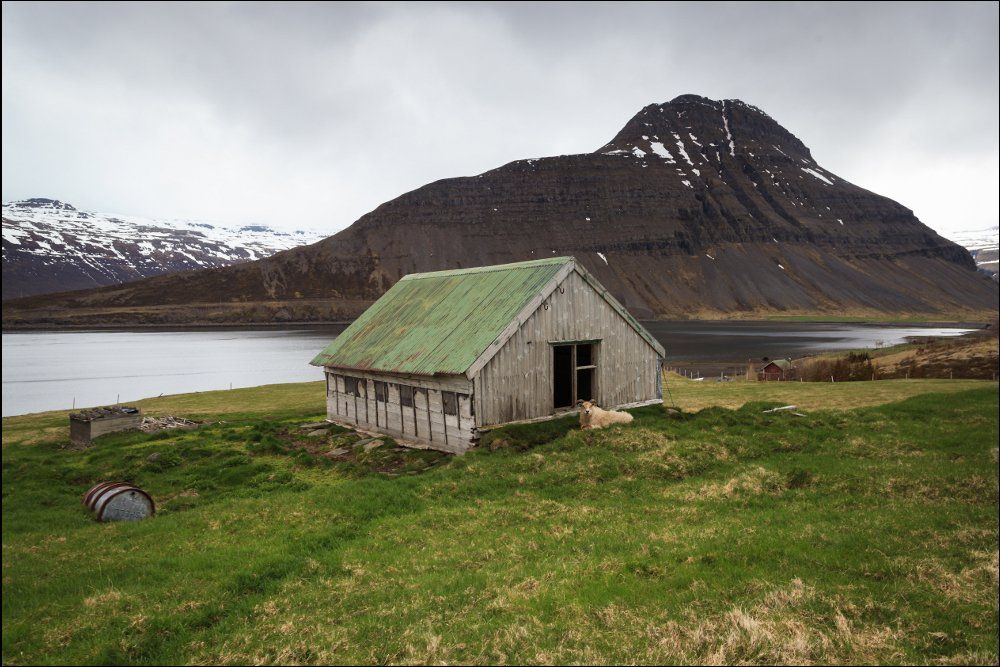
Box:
82, 482, 155, 522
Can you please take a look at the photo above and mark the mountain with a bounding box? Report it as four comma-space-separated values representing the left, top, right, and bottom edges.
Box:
2, 199, 326, 299
943, 226, 999, 281
4, 95, 997, 326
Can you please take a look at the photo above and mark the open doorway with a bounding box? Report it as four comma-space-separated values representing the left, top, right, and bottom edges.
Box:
553, 342, 598, 409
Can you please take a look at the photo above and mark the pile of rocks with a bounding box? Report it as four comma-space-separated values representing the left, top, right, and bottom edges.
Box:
299, 421, 385, 457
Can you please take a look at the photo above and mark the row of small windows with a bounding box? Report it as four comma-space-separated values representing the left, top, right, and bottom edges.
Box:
333, 374, 468, 417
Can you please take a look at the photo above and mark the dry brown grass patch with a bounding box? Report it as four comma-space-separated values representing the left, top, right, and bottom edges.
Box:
896, 550, 999, 606
683, 467, 786, 501
933, 651, 1000, 665
558, 578, 920, 665
82, 590, 123, 608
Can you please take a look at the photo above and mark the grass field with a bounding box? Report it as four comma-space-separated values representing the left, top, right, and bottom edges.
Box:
3, 377, 998, 665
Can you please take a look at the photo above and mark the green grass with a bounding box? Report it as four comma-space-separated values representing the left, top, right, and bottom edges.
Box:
661, 372, 989, 412
3, 380, 998, 665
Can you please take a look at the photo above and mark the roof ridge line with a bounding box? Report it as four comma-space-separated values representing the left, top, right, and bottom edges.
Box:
464, 259, 578, 379
401, 256, 572, 281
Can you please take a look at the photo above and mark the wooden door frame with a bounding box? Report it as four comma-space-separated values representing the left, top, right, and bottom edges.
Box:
550, 339, 601, 410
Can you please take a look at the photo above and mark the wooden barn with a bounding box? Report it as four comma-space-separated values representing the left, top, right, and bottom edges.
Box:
758, 359, 795, 381
310, 256, 665, 453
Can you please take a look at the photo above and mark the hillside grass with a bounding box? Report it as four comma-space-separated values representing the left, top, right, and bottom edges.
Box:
660, 372, 990, 411
3, 379, 998, 665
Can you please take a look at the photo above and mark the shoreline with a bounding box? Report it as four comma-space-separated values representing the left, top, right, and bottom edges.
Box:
3, 318, 991, 333
1, 320, 357, 332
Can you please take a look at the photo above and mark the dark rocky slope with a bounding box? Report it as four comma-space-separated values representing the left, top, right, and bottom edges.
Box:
4, 95, 996, 325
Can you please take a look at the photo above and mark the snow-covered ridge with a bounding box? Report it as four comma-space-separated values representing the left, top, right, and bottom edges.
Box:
3, 199, 325, 258
3, 198, 328, 298
942, 226, 999, 254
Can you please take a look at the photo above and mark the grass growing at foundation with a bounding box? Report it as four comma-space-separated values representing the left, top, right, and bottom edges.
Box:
3, 380, 998, 665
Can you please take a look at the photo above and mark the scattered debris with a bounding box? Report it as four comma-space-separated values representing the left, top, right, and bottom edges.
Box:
307, 429, 329, 437
328, 448, 350, 457
353, 438, 376, 450
140, 414, 211, 433
363, 439, 384, 452
763, 405, 797, 413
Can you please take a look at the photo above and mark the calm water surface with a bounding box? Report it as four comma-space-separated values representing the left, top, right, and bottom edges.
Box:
2, 326, 347, 418
1, 322, 977, 417
640, 321, 978, 364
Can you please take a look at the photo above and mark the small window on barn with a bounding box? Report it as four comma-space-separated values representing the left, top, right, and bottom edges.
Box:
345, 376, 365, 398
375, 381, 387, 403
442, 391, 457, 416
400, 385, 413, 407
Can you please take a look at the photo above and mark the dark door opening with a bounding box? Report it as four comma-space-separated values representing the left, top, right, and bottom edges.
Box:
553, 343, 597, 409
553, 345, 573, 408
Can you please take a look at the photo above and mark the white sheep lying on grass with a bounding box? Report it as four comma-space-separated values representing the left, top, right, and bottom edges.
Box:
578, 400, 634, 429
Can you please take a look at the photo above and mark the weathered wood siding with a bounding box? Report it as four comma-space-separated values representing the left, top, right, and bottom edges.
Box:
475, 269, 660, 427
325, 370, 474, 453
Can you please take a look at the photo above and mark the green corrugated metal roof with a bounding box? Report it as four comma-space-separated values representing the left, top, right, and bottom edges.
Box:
310, 257, 570, 376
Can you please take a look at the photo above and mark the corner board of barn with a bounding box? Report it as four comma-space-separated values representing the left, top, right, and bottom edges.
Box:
310, 257, 666, 453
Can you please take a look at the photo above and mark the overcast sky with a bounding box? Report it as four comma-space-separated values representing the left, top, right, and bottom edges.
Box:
3, 1, 998, 236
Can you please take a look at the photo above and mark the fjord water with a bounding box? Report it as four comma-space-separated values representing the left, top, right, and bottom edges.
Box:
1, 326, 348, 418
639, 321, 979, 364
1, 322, 978, 418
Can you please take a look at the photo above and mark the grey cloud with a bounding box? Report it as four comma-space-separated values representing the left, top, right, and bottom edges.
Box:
2, 1, 997, 233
